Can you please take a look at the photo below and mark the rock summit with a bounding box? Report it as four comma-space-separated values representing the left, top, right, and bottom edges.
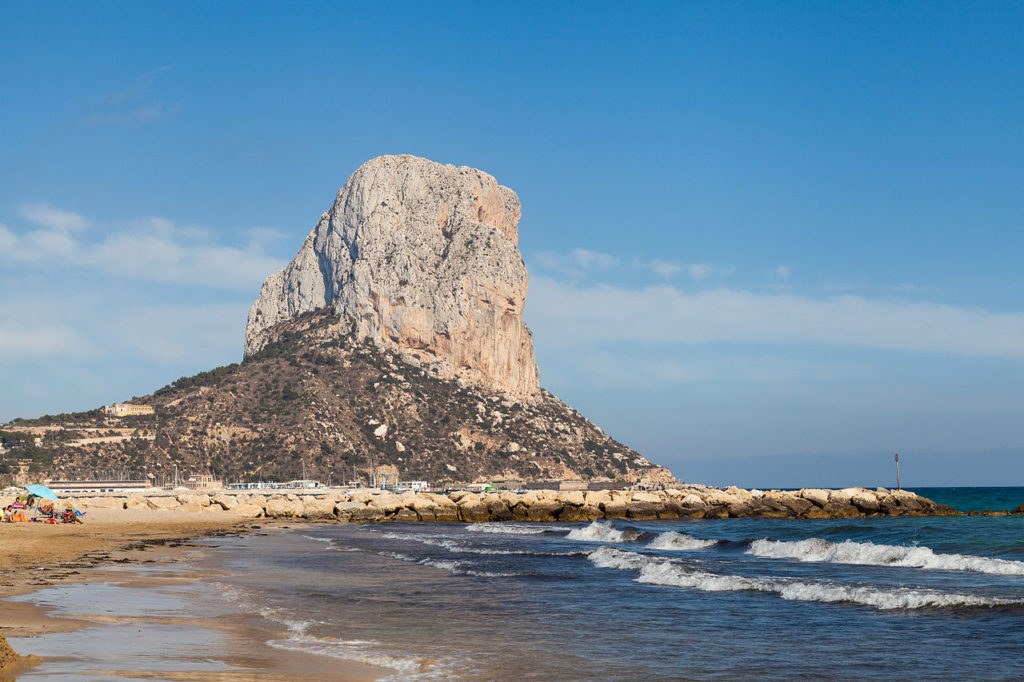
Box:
245, 155, 541, 400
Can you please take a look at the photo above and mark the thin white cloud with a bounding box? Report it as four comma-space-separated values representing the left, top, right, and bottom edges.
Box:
775, 265, 792, 280
92, 66, 172, 106
0, 223, 16, 251
0, 323, 83, 357
571, 248, 618, 270
0, 294, 249, 364
647, 259, 682, 280
527, 277, 1024, 358
88, 67, 175, 126
18, 202, 89, 232
531, 248, 619, 277
89, 103, 171, 126
632, 259, 729, 282
687, 263, 713, 281
1, 206, 285, 292
103, 302, 251, 364
538, 249, 741, 284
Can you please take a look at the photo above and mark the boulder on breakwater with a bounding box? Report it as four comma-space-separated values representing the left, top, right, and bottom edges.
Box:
42, 485, 964, 522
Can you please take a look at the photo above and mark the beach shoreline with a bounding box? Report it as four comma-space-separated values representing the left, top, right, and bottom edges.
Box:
0, 512, 386, 680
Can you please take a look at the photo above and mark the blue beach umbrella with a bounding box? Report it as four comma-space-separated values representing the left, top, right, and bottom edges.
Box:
25, 484, 59, 501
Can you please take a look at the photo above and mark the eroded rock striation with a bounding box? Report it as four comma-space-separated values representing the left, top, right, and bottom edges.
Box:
246, 155, 540, 400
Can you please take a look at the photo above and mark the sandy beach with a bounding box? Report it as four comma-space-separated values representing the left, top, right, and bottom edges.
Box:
0, 510, 384, 680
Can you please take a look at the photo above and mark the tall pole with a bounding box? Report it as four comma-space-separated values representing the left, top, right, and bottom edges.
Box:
894, 453, 900, 491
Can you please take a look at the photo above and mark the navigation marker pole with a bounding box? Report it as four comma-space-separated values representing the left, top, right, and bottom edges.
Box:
894, 453, 900, 491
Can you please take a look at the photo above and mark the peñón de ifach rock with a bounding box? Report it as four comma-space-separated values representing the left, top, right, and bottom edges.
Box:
3, 155, 676, 486
245, 155, 541, 401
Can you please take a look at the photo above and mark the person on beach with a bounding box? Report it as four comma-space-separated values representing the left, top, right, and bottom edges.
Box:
3, 506, 27, 523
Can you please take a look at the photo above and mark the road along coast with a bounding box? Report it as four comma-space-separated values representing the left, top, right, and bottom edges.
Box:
4, 485, 969, 525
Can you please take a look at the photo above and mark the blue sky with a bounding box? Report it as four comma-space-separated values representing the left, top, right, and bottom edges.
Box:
2, 1, 1022, 486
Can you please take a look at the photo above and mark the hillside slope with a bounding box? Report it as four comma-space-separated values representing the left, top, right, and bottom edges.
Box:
3, 310, 673, 487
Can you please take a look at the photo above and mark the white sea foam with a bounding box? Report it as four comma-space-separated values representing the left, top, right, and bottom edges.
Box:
588, 546, 657, 571
301, 534, 360, 552
462, 568, 523, 578
380, 551, 418, 563
381, 531, 577, 557
420, 558, 463, 572
378, 550, 523, 578
747, 538, 1024, 576
464, 523, 550, 535
588, 547, 1016, 611
566, 520, 643, 543
269, 635, 459, 681
647, 531, 717, 551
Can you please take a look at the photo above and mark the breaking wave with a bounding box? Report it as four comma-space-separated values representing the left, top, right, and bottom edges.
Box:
747, 538, 1024, 576
269, 636, 458, 682
647, 531, 718, 551
379, 550, 522, 578
588, 547, 1017, 611
265, 612, 456, 680
379, 531, 580, 557
566, 521, 646, 543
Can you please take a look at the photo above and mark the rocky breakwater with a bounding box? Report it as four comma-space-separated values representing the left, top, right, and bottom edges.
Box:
245, 154, 541, 401
81, 485, 960, 521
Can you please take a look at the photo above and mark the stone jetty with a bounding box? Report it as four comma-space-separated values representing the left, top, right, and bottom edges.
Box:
33, 485, 962, 522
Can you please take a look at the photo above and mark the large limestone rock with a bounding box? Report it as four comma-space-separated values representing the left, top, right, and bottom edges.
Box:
245, 154, 541, 400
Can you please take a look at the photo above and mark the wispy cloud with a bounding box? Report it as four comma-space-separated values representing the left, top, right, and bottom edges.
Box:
1, 203, 285, 291
775, 264, 792, 280
571, 248, 618, 270
527, 277, 1024, 358
18, 203, 89, 231
531, 248, 619, 277
647, 258, 679, 278
89, 102, 172, 126
0, 293, 250, 365
536, 248, 739, 285
687, 263, 712, 281
92, 66, 171, 106
0, 323, 84, 358
89, 66, 174, 126
635, 260, 733, 282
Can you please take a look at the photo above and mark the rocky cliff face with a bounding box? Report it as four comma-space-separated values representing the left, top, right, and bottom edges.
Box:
245, 155, 541, 401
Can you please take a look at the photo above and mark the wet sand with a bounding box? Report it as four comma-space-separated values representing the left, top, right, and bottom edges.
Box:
0, 511, 384, 680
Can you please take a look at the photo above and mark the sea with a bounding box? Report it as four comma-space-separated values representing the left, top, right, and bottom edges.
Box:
13, 487, 1024, 680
